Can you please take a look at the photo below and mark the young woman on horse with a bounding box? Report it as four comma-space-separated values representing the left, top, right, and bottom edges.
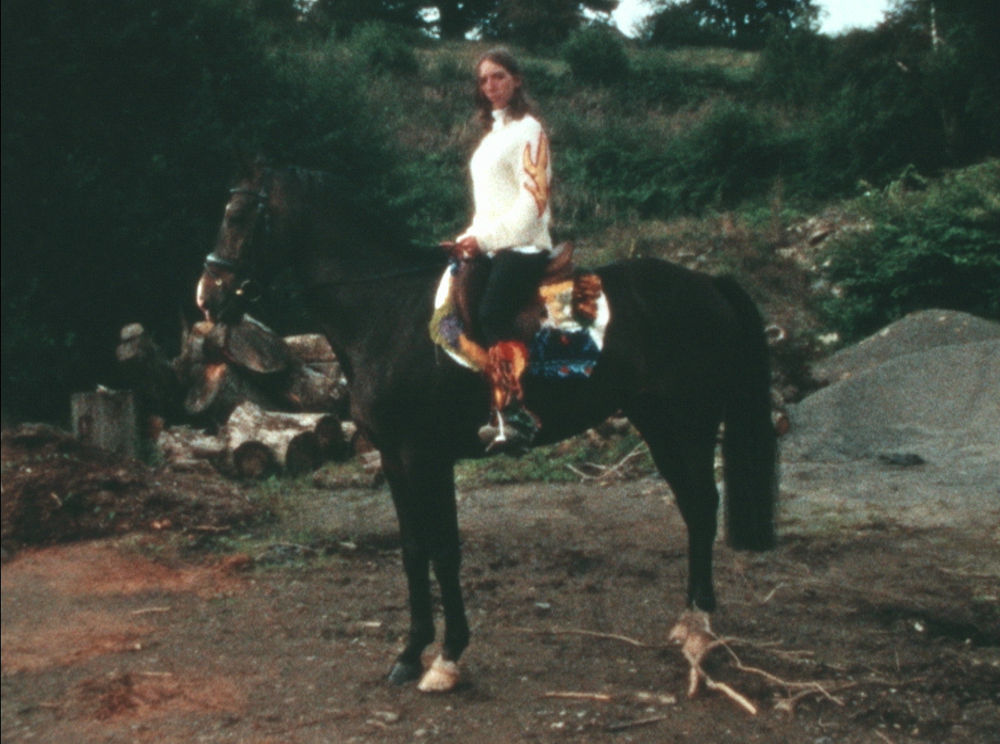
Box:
449, 48, 553, 453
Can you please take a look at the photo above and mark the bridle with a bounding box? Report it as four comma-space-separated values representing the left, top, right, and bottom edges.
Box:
203, 170, 274, 309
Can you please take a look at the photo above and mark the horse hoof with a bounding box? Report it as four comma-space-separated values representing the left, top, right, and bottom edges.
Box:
417, 655, 460, 693
387, 659, 423, 686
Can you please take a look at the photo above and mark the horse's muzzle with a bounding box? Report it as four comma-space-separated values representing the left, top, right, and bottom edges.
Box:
197, 269, 241, 323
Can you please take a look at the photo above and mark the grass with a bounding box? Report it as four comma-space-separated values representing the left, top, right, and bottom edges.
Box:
455, 425, 656, 488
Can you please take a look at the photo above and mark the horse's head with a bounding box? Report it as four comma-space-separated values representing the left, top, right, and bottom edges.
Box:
197, 163, 287, 323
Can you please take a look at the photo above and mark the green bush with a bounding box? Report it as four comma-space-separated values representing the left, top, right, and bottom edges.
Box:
561, 25, 630, 85
345, 22, 419, 75
644, 3, 728, 48
820, 161, 1000, 341
756, 28, 832, 107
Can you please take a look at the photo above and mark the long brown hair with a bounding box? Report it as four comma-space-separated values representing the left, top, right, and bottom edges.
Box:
474, 48, 535, 129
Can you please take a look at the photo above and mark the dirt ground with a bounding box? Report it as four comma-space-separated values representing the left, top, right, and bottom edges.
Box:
2, 419, 998, 744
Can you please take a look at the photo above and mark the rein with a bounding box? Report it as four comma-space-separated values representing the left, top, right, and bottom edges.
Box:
313, 255, 446, 287
204, 167, 445, 297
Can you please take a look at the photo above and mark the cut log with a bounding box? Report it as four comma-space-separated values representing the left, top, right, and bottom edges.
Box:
284, 334, 337, 363
182, 361, 281, 421
175, 320, 347, 421
223, 401, 346, 477
157, 426, 227, 469
70, 388, 139, 457
284, 363, 347, 415
222, 316, 292, 373
232, 441, 278, 479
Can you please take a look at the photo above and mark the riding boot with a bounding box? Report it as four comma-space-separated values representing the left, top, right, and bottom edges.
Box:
479, 340, 540, 454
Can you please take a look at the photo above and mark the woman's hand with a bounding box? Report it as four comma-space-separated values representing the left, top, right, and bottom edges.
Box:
441, 235, 481, 261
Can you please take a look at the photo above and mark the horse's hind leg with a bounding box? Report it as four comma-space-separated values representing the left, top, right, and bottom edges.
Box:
630, 410, 720, 612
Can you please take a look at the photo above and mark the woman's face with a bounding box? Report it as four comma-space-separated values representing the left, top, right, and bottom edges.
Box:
478, 59, 520, 111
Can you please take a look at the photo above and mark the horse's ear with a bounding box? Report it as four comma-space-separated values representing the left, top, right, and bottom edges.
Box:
231, 150, 271, 181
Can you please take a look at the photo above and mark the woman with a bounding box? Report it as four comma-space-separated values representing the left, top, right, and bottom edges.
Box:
452, 48, 553, 453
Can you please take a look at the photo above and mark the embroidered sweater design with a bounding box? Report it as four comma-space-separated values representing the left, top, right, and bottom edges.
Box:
460, 109, 553, 255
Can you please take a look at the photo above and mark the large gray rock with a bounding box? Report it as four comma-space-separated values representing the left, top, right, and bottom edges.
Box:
785, 310, 1000, 465
812, 309, 1000, 384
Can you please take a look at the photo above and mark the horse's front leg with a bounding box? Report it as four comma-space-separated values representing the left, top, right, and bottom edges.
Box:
383, 448, 469, 690
386, 476, 434, 684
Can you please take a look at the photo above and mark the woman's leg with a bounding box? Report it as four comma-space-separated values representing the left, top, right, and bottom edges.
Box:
478, 250, 550, 344
476, 250, 550, 452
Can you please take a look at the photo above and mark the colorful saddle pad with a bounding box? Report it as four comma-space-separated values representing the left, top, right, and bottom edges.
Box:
429, 261, 610, 379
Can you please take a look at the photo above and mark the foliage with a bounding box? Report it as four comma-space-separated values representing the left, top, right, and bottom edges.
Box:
643, 1, 728, 48
646, 0, 818, 48
555, 99, 787, 222
561, 23, 630, 84
755, 27, 832, 106
1, 0, 410, 420
309, 0, 429, 38
344, 21, 420, 75
480, 0, 619, 48
455, 426, 654, 486
757, 8, 1000, 194
819, 162, 1000, 341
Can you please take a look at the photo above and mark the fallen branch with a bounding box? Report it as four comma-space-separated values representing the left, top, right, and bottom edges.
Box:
512, 626, 651, 648
130, 606, 172, 616
519, 616, 852, 716
605, 714, 671, 733
542, 691, 613, 702
566, 444, 647, 482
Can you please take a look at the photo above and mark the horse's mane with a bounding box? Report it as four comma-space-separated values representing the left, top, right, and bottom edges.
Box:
277, 165, 445, 271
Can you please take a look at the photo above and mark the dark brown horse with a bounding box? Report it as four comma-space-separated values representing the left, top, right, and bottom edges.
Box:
196, 164, 777, 692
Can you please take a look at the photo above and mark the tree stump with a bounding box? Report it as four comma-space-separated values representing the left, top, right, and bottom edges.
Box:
70, 389, 139, 457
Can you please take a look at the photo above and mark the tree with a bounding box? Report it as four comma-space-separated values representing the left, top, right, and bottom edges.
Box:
479, 0, 619, 48
647, 0, 817, 48
434, 0, 496, 39
886, 0, 1000, 160
1, 0, 408, 420
308, 0, 429, 37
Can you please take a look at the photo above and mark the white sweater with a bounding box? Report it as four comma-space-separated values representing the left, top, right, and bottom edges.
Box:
460, 109, 553, 255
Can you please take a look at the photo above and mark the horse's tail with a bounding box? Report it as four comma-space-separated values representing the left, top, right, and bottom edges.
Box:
714, 276, 777, 551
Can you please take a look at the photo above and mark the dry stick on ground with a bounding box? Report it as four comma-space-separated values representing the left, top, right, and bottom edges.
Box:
543, 691, 614, 702
566, 444, 648, 482
511, 626, 651, 648
605, 714, 672, 733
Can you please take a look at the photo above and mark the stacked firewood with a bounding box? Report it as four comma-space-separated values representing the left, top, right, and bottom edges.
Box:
116, 317, 358, 478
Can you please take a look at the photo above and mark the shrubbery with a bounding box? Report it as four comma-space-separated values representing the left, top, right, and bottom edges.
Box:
820, 162, 1000, 341
345, 21, 419, 75
561, 24, 629, 85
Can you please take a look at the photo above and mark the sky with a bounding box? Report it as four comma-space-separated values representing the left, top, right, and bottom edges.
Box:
611, 0, 895, 38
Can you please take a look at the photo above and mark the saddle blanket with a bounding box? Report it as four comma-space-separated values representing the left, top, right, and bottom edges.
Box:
429, 262, 610, 379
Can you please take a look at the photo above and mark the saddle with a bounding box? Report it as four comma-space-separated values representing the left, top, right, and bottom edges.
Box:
430, 242, 609, 441
447, 243, 602, 356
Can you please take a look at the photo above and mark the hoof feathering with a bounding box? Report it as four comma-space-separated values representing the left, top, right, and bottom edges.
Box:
417, 655, 460, 693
